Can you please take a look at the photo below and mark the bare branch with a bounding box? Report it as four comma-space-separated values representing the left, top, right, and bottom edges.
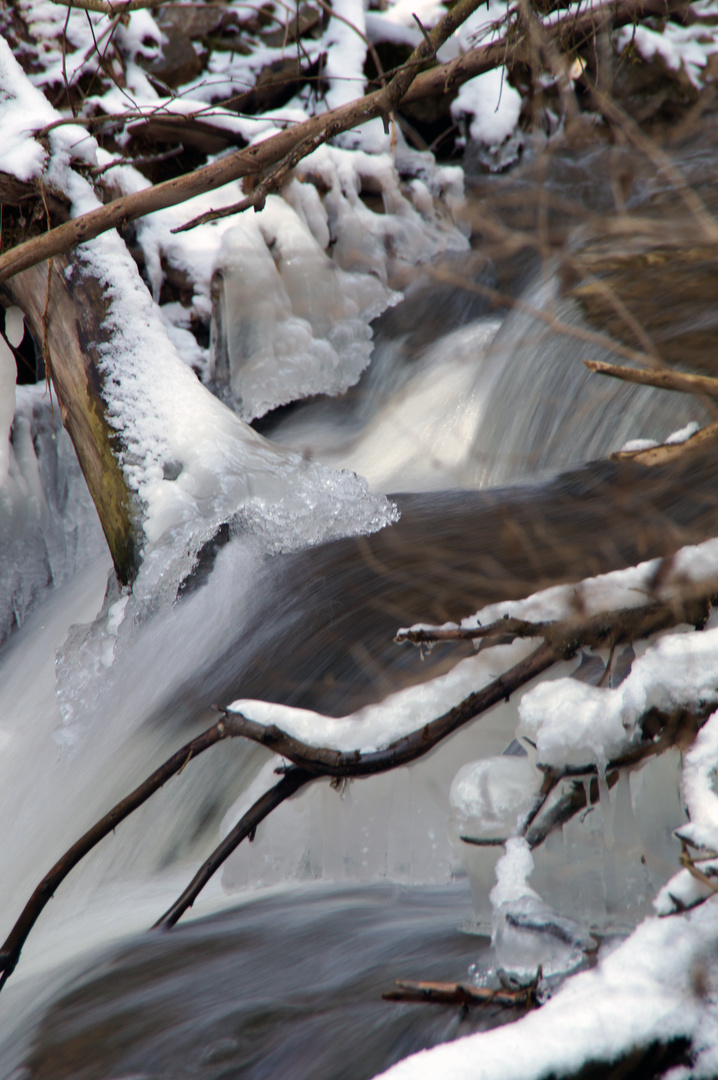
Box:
0, 720, 228, 990
585, 359, 718, 399
0, 0, 684, 284
1, 580, 715, 993
395, 594, 713, 651
153, 766, 313, 928
383, 978, 536, 1008
612, 422, 718, 466
47, 0, 173, 12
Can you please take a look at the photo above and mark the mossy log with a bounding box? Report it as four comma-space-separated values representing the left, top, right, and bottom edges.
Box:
3, 256, 142, 585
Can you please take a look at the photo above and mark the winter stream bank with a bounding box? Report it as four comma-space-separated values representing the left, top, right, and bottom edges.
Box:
2, 142, 718, 1079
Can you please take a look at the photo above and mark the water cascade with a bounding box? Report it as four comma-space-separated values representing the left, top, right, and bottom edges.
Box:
0, 143, 715, 1077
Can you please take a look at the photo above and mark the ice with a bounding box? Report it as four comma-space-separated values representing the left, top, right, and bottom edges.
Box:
212, 195, 393, 420
450, 756, 542, 843
376, 900, 718, 1080
0, 387, 106, 648
490, 840, 595, 981
211, 143, 466, 419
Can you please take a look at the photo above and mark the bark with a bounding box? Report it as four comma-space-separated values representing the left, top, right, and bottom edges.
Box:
2, 256, 142, 584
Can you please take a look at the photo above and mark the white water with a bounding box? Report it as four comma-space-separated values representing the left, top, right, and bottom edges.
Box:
0, 240, 707, 1073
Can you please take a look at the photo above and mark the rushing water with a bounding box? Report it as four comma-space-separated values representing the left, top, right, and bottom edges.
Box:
2, 141, 716, 1077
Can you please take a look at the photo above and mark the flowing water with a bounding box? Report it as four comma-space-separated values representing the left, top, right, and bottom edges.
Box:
1, 140, 717, 1077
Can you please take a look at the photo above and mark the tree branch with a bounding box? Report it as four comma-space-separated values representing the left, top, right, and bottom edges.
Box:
153, 766, 313, 928
394, 594, 712, 650
0, 0, 684, 283
2, 584, 713, 993
0, 720, 228, 990
46, 0, 172, 12
584, 359, 718, 398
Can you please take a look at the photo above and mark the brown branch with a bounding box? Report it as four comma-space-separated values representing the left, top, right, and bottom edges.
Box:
611, 421, 718, 466
584, 359, 718, 399
395, 594, 712, 650
0, 0, 683, 283
2, 585, 713, 992
0, 720, 229, 991
153, 766, 313, 928
48, 0, 174, 12
383, 978, 535, 1008
175, 0, 483, 231
221, 642, 557, 777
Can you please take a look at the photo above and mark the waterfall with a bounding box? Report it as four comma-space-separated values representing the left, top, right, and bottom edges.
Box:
0, 168, 713, 1079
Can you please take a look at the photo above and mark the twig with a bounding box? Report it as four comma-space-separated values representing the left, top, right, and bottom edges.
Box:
585, 359, 718, 399
47, 0, 174, 12
153, 766, 313, 927
1, 579, 715, 993
395, 594, 712, 650
174, 0, 483, 231
680, 842, 718, 894
383, 978, 534, 1007
427, 264, 666, 370
611, 421, 718, 466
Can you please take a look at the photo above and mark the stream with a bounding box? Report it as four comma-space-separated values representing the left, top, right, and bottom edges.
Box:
1, 139, 716, 1078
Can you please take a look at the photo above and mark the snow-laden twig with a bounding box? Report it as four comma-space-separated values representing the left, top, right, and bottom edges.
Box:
0, 0, 686, 283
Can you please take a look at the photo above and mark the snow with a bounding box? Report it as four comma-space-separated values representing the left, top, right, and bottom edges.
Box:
616, 15, 718, 87
451, 67, 523, 162
0, 39, 399, 618
519, 628, 718, 771
228, 637, 539, 754
5, 1, 718, 1075
376, 900, 718, 1079
450, 757, 542, 842
232, 538, 718, 757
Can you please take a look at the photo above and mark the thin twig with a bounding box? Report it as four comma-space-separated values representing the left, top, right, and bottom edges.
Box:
174, 0, 484, 231
584, 359, 718, 399
383, 978, 535, 1007
47, 0, 173, 12
0, 0, 682, 284
153, 766, 313, 927
394, 594, 712, 650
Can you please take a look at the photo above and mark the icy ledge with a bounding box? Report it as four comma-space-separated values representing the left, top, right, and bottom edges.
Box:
0, 38, 398, 599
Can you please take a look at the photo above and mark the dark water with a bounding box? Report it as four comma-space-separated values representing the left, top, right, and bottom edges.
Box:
3, 137, 718, 1080
10, 883, 506, 1080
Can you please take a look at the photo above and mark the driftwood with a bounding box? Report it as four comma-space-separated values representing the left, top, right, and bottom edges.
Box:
1, 587, 713, 991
